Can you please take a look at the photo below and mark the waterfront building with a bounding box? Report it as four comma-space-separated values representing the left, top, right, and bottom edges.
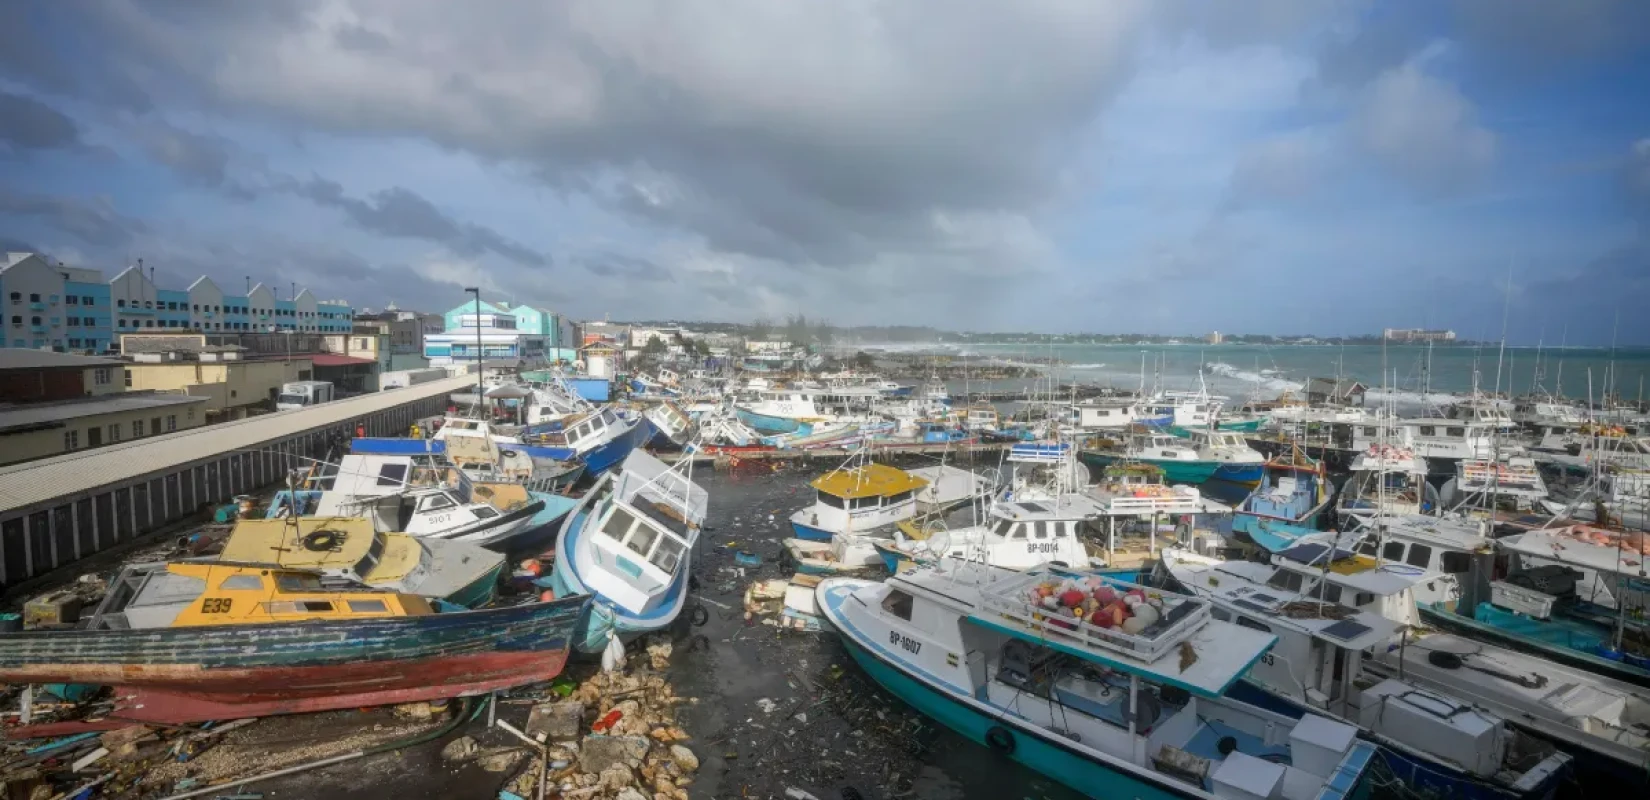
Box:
0, 350, 208, 466
1383, 328, 1457, 342
1, 253, 351, 353
1207, 330, 1223, 345
120, 335, 314, 422
426, 302, 546, 366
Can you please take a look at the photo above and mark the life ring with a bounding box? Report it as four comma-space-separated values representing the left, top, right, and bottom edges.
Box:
985, 725, 1016, 755
301, 529, 345, 551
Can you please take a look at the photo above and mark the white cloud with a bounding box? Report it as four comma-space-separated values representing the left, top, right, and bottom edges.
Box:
1354, 55, 1496, 192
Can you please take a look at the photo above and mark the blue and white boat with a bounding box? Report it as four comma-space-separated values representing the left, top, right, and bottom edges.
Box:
523, 406, 655, 478
818, 562, 1378, 800
549, 449, 707, 653
1179, 429, 1266, 485
1159, 548, 1573, 800
642, 400, 698, 451
1232, 448, 1332, 553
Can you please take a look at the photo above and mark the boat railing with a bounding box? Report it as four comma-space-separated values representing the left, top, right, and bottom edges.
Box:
975, 567, 1209, 662
1089, 490, 1203, 515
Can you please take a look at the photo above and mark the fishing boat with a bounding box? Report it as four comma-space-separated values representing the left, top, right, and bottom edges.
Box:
1259, 537, 1650, 781
734, 385, 883, 434
286, 454, 568, 551
1080, 429, 1223, 485
522, 406, 655, 478
1439, 455, 1550, 515
1144, 388, 1223, 431
909, 463, 996, 516
1158, 549, 1573, 800
353, 418, 586, 492
0, 562, 587, 735
1231, 447, 1332, 553
1350, 418, 1499, 475
643, 400, 698, 450
875, 496, 1104, 573
1067, 398, 1146, 432
788, 460, 927, 542
217, 516, 505, 608
1335, 445, 1437, 521
1410, 522, 1650, 687
1084, 462, 1234, 568
817, 563, 1378, 800
1178, 429, 1266, 485
1543, 464, 1650, 530
549, 449, 706, 653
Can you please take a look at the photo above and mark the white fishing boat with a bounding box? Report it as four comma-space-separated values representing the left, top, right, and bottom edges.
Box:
1178, 429, 1266, 485
1158, 548, 1573, 800
643, 400, 698, 450
549, 449, 707, 654
817, 562, 1379, 800
1439, 455, 1550, 515
296, 454, 555, 549
877, 497, 1104, 574
908, 463, 996, 516
734, 385, 884, 434
425, 416, 584, 492
1066, 397, 1143, 431
1084, 462, 1234, 566
1350, 418, 1500, 473
1336, 445, 1437, 520
521, 406, 654, 477
1143, 388, 1222, 430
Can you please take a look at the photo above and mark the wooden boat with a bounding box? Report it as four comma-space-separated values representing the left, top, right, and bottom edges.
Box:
216, 516, 505, 608
0, 562, 587, 736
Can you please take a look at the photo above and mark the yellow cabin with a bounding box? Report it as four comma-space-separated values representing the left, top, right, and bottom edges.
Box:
110, 562, 432, 629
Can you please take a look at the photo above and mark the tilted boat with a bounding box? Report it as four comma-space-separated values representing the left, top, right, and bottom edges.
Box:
1231, 447, 1332, 553
818, 562, 1379, 800
549, 450, 707, 653
522, 406, 655, 478
1158, 548, 1573, 800
0, 562, 587, 735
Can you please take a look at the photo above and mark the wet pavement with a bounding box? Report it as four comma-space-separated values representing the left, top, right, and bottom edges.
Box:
669, 455, 1087, 800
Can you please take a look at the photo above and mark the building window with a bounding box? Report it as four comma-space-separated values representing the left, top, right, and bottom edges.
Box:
166, 415, 177, 431
124, 369, 132, 387
145, 319, 155, 327
187, 407, 195, 420
117, 299, 126, 308
108, 424, 121, 443
7, 292, 17, 302
192, 303, 199, 311
82, 296, 93, 305
29, 293, 39, 302
69, 337, 80, 347
9, 315, 18, 326
65, 295, 78, 305
29, 316, 40, 325
94, 367, 111, 385
144, 300, 153, 309
133, 419, 145, 437
63, 430, 79, 450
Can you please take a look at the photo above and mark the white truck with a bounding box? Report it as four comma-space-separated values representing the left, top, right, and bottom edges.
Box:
276, 380, 335, 411
379, 368, 447, 390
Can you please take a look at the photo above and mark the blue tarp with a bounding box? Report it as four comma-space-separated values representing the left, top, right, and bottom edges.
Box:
351, 437, 445, 454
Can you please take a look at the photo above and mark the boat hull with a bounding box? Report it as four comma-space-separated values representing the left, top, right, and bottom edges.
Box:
1079, 452, 1222, 485
1231, 513, 1319, 553
735, 406, 806, 435
821, 583, 1202, 800
1213, 463, 1264, 485
550, 499, 694, 653
0, 596, 588, 734
1419, 604, 1650, 688
789, 518, 834, 542
580, 418, 656, 477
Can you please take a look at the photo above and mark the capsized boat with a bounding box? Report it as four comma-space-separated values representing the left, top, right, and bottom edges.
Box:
1231, 447, 1332, 553
216, 516, 505, 608
1157, 548, 1573, 800
0, 562, 586, 735
643, 400, 699, 451
352, 418, 586, 493
522, 406, 655, 478
818, 562, 1378, 800
550, 449, 707, 653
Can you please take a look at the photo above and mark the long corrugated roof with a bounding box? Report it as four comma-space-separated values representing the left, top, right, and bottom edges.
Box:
0, 392, 206, 430
0, 375, 474, 513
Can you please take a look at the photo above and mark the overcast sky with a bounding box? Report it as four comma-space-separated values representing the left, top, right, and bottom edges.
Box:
2, 1, 1647, 342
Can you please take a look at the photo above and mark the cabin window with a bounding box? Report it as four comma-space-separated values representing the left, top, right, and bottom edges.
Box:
1445, 427, 1465, 438
1440, 552, 1472, 574
1419, 426, 1436, 436
851, 496, 879, 510
651, 537, 685, 574
376, 463, 409, 486
1265, 570, 1303, 592
420, 494, 456, 512
626, 523, 660, 557
1235, 616, 1272, 634
1354, 592, 1374, 606
992, 519, 1015, 537
275, 573, 322, 592
299, 601, 334, 612
1363, 426, 1377, 437
1010, 524, 1028, 540
1404, 543, 1433, 568
881, 589, 915, 621
818, 491, 846, 509
1356, 538, 1378, 556
602, 506, 639, 541
219, 574, 265, 591
1315, 583, 1344, 604
1033, 521, 1051, 540
1210, 607, 1231, 622
349, 600, 389, 614
472, 506, 500, 520
886, 490, 913, 505
1382, 541, 1405, 561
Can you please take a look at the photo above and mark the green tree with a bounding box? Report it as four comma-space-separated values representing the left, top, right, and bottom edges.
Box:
641, 337, 667, 358
784, 313, 811, 348
853, 351, 875, 369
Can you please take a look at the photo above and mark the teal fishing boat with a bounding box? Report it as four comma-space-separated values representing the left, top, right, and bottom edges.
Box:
1231, 446, 1332, 553
1080, 429, 1222, 485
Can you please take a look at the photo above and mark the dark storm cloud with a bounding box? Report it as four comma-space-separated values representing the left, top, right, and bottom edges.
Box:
576, 252, 674, 283
0, 191, 148, 247
0, 91, 83, 152
135, 120, 250, 197
290, 177, 550, 267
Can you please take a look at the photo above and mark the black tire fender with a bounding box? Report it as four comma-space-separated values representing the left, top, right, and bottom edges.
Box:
985, 725, 1016, 755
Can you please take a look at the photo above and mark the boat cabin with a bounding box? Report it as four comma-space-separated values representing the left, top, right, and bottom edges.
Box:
1350, 419, 1497, 463
530, 407, 625, 453
86, 562, 432, 630
1067, 399, 1137, 430
1336, 445, 1436, 518
961, 404, 1000, 432
582, 452, 706, 615
909, 499, 1103, 571
795, 462, 927, 537
643, 401, 696, 448
1440, 456, 1549, 514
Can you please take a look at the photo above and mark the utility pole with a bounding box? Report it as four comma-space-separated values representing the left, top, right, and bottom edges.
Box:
466, 287, 485, 413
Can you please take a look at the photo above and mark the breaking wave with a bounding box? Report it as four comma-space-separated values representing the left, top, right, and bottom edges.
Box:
1066, 363, 1107, 370
1205, 362, 1303, 393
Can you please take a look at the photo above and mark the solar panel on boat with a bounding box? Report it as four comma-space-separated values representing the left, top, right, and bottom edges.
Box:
1018, 502, 1051, 514
1233, 599, 1272, 615
1278, 543, 1355, 565
1320, 619, 1373, 642
1250, 593, 1279, 604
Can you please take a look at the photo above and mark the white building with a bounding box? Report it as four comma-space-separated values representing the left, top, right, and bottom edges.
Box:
423, 312, 546, 366
745, 339, 794, 354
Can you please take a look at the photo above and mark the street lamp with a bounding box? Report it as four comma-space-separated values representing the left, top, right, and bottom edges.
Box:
465, 287, 484, 413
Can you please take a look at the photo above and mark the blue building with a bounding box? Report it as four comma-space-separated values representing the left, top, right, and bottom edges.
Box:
1, 253, 351, 352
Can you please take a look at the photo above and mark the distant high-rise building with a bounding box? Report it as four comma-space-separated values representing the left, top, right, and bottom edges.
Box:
1382, 328, 1456, 342
1207, 331, 1223, 345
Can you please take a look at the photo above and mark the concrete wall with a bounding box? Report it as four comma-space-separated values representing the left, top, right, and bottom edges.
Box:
0, 398, 209, 467
1, 254, 67, 350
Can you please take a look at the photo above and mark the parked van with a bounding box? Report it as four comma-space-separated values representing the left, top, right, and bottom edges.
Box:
276, 381, 335, 411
